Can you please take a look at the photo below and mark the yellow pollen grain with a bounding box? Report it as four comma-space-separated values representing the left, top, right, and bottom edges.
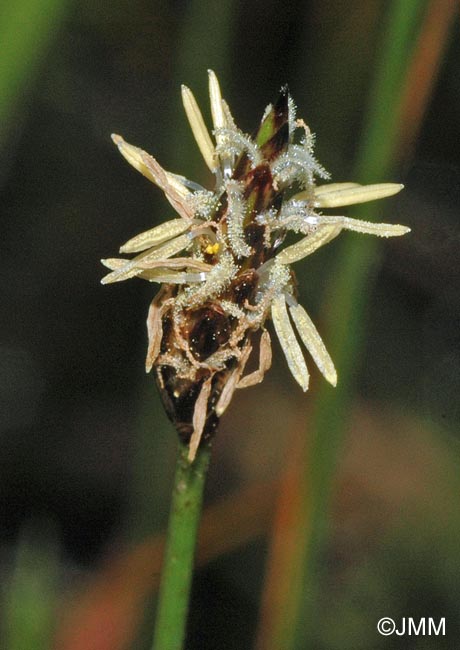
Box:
205, 242, 220, 255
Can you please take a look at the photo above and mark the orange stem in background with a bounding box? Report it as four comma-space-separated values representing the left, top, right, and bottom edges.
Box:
255, 431, 307, 650
396, 0, 458, 161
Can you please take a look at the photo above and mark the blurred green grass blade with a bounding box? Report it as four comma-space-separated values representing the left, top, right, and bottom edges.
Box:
355, 1, 426, 181
0, 0, 69, 147
4, 529, 59, 650
277, 1, 429, 648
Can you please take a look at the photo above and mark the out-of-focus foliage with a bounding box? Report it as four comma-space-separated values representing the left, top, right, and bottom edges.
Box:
0, 0, 70, 151
3, 528, 59, 650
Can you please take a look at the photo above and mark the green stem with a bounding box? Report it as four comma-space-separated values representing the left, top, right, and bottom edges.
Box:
152, 441, 211, 650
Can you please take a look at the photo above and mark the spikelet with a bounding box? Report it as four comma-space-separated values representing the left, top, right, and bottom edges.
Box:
103, 70, 409, 460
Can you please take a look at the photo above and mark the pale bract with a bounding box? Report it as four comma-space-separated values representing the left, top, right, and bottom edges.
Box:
102, 70, 410, 461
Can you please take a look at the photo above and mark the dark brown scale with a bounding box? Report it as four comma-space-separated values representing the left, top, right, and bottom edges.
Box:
213, 191, 228, 223
272, 86, 290, 122
241, 164, 280, 269
154, 302, 236, 443
159, 313, 173, 355
156, 366, 203, 439
155, 361, 237, 444
244, 223, 267, 269
186, 305, 231, 361
156, 367, 214, 443
228, 270, 258, 306
232, 151, 251, 181
243, 164, 275, 217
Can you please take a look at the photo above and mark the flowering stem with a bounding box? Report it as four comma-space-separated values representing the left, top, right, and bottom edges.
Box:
152, 441, 211, 650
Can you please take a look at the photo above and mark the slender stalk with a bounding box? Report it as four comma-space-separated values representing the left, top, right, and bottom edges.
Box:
152, 441, 211, 650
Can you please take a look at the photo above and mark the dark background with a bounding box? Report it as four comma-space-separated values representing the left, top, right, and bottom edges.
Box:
1, 1, 459, 648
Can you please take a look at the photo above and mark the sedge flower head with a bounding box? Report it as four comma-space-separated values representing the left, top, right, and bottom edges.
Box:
102, 70, 410, 461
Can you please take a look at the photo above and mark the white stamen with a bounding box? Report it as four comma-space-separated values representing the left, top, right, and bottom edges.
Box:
276, 224, 341, 264
101, 257, 210, 284
101, 233, 191, 284
314, 182, 361, 194
208, 69, 232, 177
291, 182, 359, 205
181, 84, 216, 171
101, 258, 127, 270
135, 258, 211, 271
271, 294, 309, 391
111, 134, 194, 220
312, 182, 404, 208
289, 302, 337, 386
120, 219, 191, 253
208, 69, 226, 133
141, 270, 207, 284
